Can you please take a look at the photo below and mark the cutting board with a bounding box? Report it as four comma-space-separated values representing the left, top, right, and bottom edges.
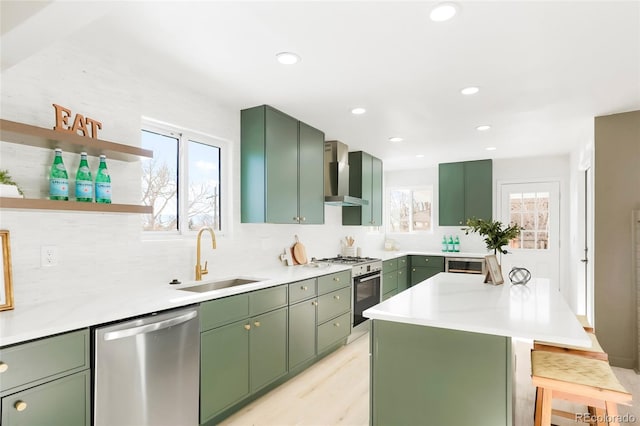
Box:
292, 235, 308, 264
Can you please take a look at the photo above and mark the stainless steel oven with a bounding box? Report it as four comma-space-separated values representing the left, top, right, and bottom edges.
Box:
445, 257, 486, 275
352, 270, 381, 327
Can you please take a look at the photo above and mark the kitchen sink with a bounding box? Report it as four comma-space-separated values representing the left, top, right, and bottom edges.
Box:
178, 278, 261, 293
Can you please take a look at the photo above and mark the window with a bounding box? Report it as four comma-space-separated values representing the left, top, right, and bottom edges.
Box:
388, 187, 433, 232
508, 192, 549, 249
141, 123, 222, 233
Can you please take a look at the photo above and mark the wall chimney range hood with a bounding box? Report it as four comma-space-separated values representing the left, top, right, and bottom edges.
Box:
324, 140, 368, 206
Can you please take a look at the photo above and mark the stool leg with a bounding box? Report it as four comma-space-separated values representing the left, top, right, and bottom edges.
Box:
595, 407, 606, 426
540, 388, 553, 426
534, 387, 543, 426
604, 401, 620, 426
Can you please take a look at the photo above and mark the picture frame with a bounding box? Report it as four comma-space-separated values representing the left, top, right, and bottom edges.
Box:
1, 230, 14, 311
484, 254, 504, 285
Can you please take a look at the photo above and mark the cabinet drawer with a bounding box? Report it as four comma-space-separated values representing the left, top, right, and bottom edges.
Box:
410, 255, 444, 269
1, 370, 90, 426
249, 285, 288, 316
318, 270, 351, 295
0, 329, 89, 393
317, 312, 351, 354
288, 278, 317, 304
382, 258, 398, 272
382, 271, 398, 294
200, 293, 249, 332
397, 256, 408, 268
317, 287, 351, 324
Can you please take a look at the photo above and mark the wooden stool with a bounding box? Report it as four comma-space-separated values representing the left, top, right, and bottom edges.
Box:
531, 350, 632, 426
534, 332, 608, 361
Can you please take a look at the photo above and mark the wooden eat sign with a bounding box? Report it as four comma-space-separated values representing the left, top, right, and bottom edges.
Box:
53, 103, 102, 139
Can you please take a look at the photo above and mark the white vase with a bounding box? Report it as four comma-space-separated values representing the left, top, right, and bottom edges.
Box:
0, 184, 23, 198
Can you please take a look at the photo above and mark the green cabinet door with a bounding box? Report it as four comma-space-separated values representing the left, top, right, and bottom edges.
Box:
1, 370, 90, 426
439, 161, 465, 226
464, 159, 493, 223
298, 122, 325, 224
342, 151, 383, 226
265, 107, 299, 224
370, 155, 383, 226
250, 307, 288, 393
241, 105, 325, 224
397, 267, 408, 293
200, 320, 250, 422
439, 159, 492, 226
410, 266, 442, 286
288, 299, 317, 370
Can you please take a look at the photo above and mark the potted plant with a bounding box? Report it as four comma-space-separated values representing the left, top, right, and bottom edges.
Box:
463, 217, 522, 256
0, 169, 24, 198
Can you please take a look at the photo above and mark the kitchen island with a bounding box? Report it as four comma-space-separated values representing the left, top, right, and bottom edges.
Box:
363, 273, 590, 426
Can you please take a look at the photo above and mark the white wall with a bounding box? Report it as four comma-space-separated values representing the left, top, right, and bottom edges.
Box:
0, 40, 384, 310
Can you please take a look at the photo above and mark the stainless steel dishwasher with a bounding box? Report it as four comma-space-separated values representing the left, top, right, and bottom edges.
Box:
94, 305, 200, 426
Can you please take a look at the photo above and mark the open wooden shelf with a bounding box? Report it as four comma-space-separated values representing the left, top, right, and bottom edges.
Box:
0, 197, 153, 214
0, 119, 153, 161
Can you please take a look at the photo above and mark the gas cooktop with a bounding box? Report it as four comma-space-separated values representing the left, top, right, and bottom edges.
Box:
313, 255, 381, 265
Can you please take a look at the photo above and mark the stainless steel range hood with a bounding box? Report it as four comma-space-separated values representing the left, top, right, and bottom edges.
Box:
324, 140, 368, 206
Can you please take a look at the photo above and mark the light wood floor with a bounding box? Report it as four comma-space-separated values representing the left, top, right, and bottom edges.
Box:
220, 332, 639, 426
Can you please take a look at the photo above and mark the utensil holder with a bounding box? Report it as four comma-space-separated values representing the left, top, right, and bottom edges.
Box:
342, 246, 356, 257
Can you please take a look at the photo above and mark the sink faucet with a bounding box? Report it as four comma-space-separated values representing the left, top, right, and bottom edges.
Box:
195, 226, 216, 281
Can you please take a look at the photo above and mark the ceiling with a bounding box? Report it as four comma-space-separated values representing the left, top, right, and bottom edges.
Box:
2, 1, 639, 170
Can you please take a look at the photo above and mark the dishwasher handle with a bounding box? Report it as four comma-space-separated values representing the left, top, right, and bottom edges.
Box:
103, 310, 198, 341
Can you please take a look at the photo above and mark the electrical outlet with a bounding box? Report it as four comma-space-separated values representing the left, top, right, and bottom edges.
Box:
41, 245, 58, 267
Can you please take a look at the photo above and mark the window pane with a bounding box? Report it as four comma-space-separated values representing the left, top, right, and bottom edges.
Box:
141, 130, 178, 231
389, 190, 410, 232
188, 140, 221, 231
412, 189, 432, 231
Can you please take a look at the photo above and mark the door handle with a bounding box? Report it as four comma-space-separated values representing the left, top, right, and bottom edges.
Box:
103, 310, 198, 341
580, 259, 588, 263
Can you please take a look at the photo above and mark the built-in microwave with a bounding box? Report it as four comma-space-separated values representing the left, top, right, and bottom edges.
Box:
445, 257, 486, 275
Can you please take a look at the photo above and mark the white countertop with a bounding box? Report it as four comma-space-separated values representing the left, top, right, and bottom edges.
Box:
364, 272, 591, 347
371, 250, 489, 261
0, 263, 351, 347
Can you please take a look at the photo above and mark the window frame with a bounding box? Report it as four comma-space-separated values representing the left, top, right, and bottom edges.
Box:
386, 185, 434, 234
141, 118, 230, 238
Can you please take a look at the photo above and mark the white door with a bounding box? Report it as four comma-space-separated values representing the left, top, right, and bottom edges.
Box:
499, 181, 560, 289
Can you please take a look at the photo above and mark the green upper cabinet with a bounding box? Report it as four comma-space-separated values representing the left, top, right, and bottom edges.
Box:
438, 159, 492, 226
343, 151, 383, 226
241, 105, 324, 224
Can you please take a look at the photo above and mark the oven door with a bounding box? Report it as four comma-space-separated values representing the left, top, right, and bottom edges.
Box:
352, 271, 381, 327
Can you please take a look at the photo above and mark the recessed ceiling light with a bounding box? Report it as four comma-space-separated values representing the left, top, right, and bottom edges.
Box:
276, 52, 301, 65
476, 125, 491, 131
389, 137, 403, 143
461, 86, 479, 95
486, 146, 497, 151
351, 107, 366, 115
430, 2, 459, 22
416, 154, 425, 158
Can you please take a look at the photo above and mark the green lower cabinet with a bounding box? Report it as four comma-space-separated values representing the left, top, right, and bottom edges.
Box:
410, 266, 442, 286
397, 268, 408, 293
200, 319, 250, 422
1, 370, 90, 426
382, 289, 398, 301
317, 312, 351, 354
288, 299, 317, 370
370, 320, 512, 426
250, 307, 288, 393
382, 271, 398, 295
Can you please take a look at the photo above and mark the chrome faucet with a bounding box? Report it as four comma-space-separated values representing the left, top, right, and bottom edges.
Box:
195, 226, 216, 281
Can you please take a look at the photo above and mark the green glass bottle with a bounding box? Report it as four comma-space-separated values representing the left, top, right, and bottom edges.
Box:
49, 148, 69, 201
75, 152, 93, 202
95, 154, 111, 204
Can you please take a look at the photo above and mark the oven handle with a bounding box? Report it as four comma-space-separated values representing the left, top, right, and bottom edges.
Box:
355, 274, 380, 283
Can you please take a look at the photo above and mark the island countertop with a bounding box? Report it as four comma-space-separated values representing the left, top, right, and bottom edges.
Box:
364, 272, 591, 347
